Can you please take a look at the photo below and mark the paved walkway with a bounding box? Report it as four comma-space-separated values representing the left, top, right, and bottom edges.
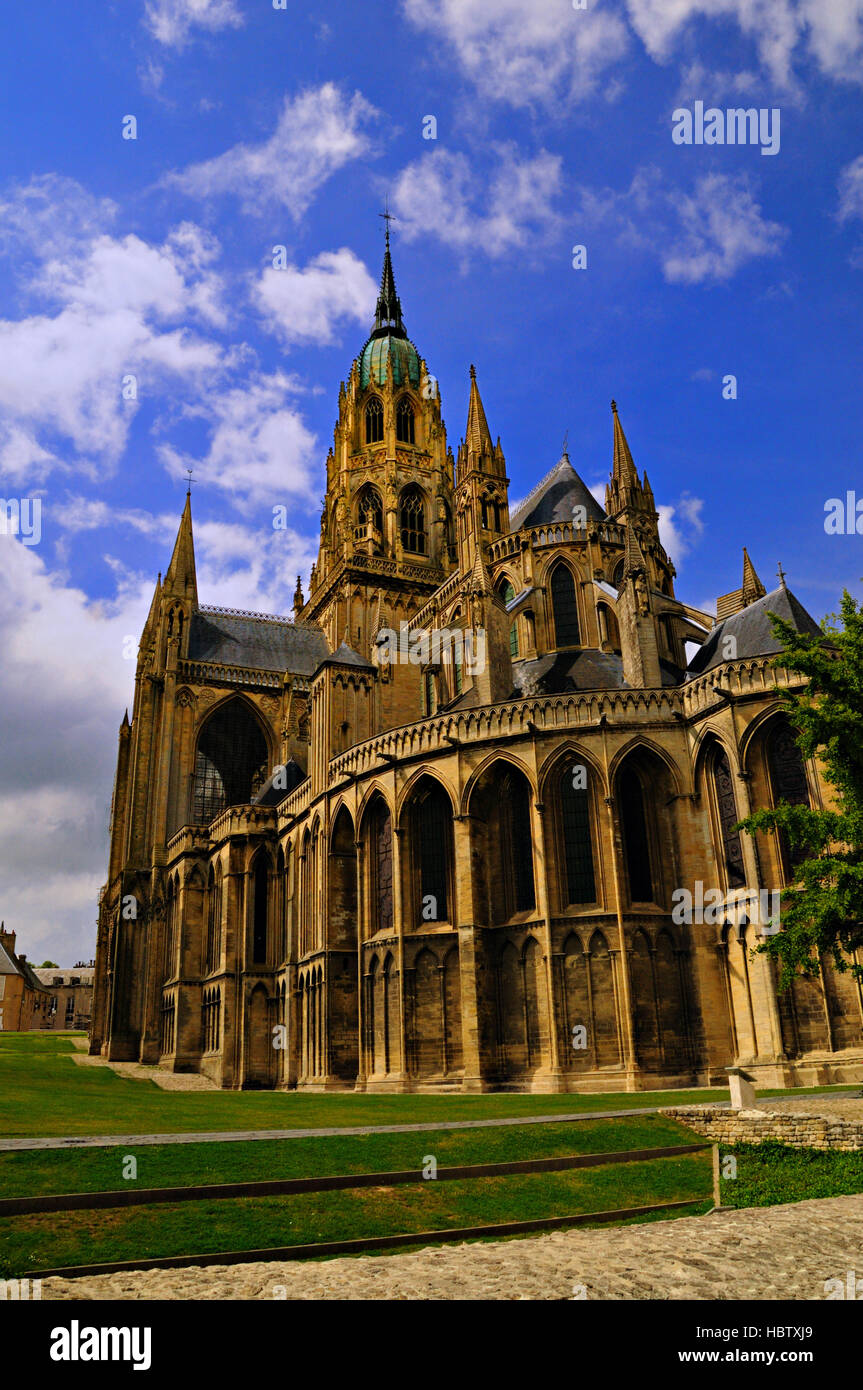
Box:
40, 1193, 863, 1300
3, 1091, 856, 1155
0, 1105, 688, 1152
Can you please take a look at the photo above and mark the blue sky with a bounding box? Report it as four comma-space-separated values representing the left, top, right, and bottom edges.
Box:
1, 0, 862, 964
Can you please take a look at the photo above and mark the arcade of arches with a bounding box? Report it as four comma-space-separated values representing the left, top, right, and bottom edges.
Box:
143, 694, 863, 1092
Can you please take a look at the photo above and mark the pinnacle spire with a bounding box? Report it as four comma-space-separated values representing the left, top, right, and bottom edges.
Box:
468, 543, 493, 596
163, 491, 198, 604
623, 519, 648, 579
465, 364, 494, 460
742, 548, 766, 605
372, 223, 406, 339
611, 399, 638, 485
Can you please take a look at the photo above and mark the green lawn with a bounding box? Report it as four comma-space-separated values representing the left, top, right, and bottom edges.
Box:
1, 1152, 712, 1277
1, 1033, 857, 1140
0, 1113, 697, 1199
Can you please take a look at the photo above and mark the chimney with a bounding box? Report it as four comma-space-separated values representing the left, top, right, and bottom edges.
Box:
0, 926, 16, 954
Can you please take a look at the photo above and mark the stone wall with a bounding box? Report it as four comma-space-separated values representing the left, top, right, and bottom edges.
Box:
663, 1104, 863, 1151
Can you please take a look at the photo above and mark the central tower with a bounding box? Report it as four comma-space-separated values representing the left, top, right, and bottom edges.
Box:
303, 230, 457, 653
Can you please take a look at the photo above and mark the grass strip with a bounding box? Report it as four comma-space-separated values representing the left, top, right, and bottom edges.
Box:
0, 1151, 711, 1277
0, 1114, 694, 1198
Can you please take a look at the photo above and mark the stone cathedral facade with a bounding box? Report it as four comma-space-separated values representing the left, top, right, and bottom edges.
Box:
92, 236, 863, 1092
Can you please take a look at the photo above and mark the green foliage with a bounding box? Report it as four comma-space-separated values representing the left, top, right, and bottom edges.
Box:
37, 960, 58, 968
721, 1140, 863, 1209
738, 590, 863, 988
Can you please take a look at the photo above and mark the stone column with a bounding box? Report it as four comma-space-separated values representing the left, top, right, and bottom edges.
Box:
452, 813, 486, 1090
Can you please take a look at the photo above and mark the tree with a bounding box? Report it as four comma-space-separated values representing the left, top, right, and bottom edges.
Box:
738, 590, 863, 990
38, 959, 59, 968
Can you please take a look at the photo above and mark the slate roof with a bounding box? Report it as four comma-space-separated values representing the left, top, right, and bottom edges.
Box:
687, 585, 821, 678
512, 649, 681, 695
252, 758, 307, 808
510, 454, 606, 529
316, 640, 375, 672
188, 609, 330, 676
0, 942, 20, 976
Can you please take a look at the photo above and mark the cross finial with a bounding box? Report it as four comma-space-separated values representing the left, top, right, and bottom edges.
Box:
379, 201, 395, 245
777, 561, 787, 588
185, 468, 194, 497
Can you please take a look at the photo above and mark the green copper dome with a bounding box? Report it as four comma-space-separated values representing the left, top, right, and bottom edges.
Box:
359, 333, 420, 389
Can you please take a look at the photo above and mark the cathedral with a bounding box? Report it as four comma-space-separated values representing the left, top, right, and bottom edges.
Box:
92, 233, 863, 1092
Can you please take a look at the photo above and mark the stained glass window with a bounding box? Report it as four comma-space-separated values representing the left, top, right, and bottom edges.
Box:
551, 565, 580, 648
193, 701, 268, 825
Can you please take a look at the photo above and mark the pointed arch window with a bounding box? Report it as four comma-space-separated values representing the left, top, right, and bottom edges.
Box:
396, 397, 415, 444
712, 747, 746, 889
502, 772, 536, 914
365, 397, 384, 444
767, 719, 810, 873
413, 782, 453, 923
620, 766, 654, 902
560, 767, 596, 904
498, 579, 518, 657
193, 701, 268, 825
551, 564, 581, 648
355, 484, 383, 545
400, 485, 426, 554
369, 800, 394, 935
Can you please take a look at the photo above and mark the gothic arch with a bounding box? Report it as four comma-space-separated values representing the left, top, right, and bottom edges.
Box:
608, 736, 685, 797
401, 773, 456, 928
547, 559, 582, 649
398, 483, 428, 555
467, 759, 537, 925
461, 750, 537, 816
537, 742, 609, 802
396, 766, 458, 825
192, 695, 272, 825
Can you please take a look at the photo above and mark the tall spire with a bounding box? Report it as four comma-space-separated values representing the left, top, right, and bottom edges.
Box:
372, 222, 406, 339
465, 364, 494, 460
611, 399, 638, 485
163, 491, 198, 604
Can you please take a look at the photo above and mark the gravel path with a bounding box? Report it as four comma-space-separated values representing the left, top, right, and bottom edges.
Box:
40, 1193, 863, 1301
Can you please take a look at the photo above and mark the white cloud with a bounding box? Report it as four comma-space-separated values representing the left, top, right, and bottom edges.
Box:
144, 0, 243, 48
0, 174, 116, 262
390, 146, 564, 258
578, 167, 786, 283
838, 155, 863, 222
0, 535, 148, 964
159, 371, 319, 511
625, 0, 863, 90
658, 492, 704, 562
168, 84, 379, 216
254, 248, 376, 347
401, 0, 629, 108
664, 174, 787, 282
0, 503, 317, 965
0, 185, 229, 484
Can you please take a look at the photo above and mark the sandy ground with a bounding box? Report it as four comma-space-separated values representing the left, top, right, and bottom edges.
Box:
762, 1094, 863, 1122
40, 1193, 863, 1300
69, 1050, 219, 1091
